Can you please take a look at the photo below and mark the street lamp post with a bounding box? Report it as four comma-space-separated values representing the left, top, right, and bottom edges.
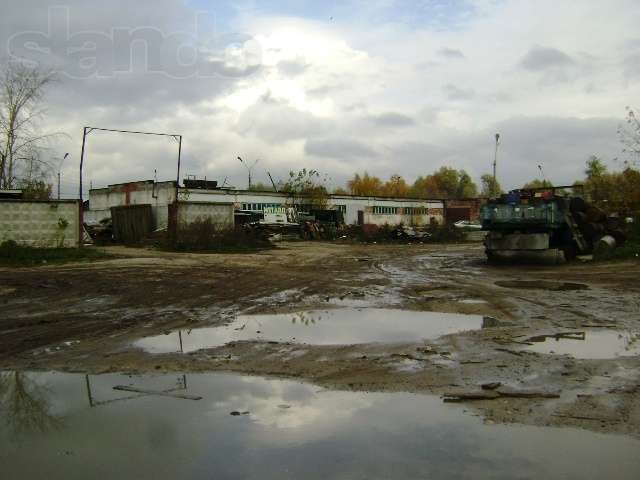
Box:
493, 133, 500, 182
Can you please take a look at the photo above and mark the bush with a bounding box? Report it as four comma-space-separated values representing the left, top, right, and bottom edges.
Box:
423, 224, 467, 243
0, 240, 111, 266
168, 218, 273, 252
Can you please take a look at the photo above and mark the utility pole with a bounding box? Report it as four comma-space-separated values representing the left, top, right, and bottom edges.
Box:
237, 156, 258, 189
493, 133, 500, 182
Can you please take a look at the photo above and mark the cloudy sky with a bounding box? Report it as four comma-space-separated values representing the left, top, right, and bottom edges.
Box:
1, 0, 639, 196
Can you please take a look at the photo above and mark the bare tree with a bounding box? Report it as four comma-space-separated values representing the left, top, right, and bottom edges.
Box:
0, 62, 56, 189
0, 371, 61, 434
619, 106, 640, 163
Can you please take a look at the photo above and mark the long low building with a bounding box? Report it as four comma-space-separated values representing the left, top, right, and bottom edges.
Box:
86, 180, 446, 229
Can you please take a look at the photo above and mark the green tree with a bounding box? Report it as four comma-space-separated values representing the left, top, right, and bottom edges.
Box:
481, 174, 502, 198
456, 170, 479, 198
410, 167, 478, 199
281, 169, 329, 209
585, 155, 607, 178
522, 179, 553, 189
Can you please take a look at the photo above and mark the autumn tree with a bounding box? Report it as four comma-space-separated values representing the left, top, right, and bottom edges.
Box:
380, 174, 409, 197
0, 62, 56, 189
480, 174, 502, 198
347, 172, 383, 196
581, 156, 640, 213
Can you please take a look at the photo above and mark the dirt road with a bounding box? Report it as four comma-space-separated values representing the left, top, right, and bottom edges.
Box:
1, 242, 639, 437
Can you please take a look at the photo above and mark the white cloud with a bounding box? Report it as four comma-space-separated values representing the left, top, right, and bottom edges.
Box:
2, 0, 639, 193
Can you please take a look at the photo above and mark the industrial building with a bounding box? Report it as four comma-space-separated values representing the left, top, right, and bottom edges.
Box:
86, 180, 447, 230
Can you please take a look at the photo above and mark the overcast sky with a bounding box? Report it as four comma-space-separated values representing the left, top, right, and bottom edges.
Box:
1, 0, 639, 196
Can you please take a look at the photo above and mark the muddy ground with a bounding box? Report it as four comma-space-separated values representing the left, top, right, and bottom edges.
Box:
1, 242, 639, 437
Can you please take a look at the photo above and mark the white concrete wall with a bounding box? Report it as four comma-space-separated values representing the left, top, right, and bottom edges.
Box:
178, 188, 444, 226
0, 200, 80, 247
88, 181, 176, 229
328, 195, 444, 226
178, 188, 289, 209
177, 202, 234, 229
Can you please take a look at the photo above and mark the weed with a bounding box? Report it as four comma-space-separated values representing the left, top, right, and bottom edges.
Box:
0, 240, 112, 266
167, 218, 273, 253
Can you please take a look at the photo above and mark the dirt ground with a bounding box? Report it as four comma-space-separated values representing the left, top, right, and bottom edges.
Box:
1, 242, 639, 437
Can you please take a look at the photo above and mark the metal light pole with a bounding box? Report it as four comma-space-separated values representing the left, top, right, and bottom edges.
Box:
237, 156, 258, 189
57, 152, 69, 200
493, 133, 500, 182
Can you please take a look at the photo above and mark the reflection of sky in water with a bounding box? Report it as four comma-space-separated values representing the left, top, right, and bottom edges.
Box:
1, 371, 640, 479
525, 331, 640, 359
134, 308, 483, 353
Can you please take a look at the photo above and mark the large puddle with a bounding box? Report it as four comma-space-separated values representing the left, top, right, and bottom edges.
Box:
1, 371, 639, 479
134, 308, 483, 353
524, 330, 640, 359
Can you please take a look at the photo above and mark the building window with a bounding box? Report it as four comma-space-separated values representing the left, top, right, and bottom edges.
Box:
373, 206, 398, 215
405, 207, 427, 215
240, 202, 284, 211
334, 205, 346, 213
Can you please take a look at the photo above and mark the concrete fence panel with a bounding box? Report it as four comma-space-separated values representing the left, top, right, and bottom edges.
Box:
0, 200, 80, 248
176, 202, 234, 230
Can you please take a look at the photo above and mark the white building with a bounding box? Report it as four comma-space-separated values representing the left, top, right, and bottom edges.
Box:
87, 180, 445, 229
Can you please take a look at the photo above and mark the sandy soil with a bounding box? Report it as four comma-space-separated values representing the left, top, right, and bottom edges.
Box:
1, 242, 639, 437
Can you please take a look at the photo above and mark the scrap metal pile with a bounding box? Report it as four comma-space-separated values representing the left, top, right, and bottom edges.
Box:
236, 207, 346, 242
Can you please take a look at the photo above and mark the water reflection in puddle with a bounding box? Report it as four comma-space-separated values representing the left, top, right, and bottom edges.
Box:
1, 371, 639, 480
134, 309, 483, 353
524, 330, 640, 359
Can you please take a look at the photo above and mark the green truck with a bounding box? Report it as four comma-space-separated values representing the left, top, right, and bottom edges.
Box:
480, 187, 622, 263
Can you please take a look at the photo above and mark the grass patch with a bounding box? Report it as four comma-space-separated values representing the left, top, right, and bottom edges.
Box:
0, 240, 113, 266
